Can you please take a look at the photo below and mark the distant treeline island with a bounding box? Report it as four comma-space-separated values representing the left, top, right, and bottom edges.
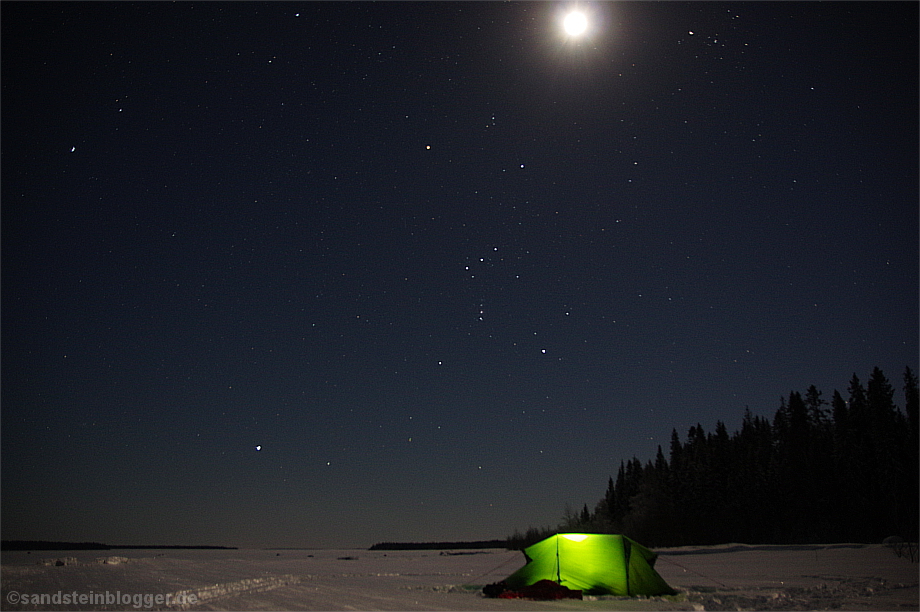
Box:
1, 541, 236, 551
369, 540, 506, 551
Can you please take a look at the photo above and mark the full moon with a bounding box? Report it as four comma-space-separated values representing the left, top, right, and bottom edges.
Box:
563, 11, 588, 36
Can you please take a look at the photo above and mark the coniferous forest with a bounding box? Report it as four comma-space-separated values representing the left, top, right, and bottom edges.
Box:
509, 367, 919, 549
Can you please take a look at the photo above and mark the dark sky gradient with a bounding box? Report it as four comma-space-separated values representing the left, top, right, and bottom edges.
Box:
3, 2, 917, 549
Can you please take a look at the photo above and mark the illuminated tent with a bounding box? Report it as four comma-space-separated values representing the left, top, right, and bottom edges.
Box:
501, 533, 676, 596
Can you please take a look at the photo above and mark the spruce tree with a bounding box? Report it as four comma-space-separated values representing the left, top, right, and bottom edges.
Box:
903, 367, 919, 541
904, 366, 919, 441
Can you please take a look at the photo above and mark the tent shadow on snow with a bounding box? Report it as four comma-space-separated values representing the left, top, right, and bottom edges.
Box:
484, 533, 676, 599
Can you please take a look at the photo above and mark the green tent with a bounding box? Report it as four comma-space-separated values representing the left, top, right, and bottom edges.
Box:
503, 533, 676, 596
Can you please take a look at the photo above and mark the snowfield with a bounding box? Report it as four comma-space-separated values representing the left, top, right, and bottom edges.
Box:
2, 543, 916, 610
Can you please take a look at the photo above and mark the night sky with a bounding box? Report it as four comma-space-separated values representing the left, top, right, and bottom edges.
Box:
3, 2, 917, 549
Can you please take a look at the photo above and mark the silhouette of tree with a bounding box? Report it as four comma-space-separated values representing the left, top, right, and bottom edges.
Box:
905, 367, 919, 438
903, 367, 919, 542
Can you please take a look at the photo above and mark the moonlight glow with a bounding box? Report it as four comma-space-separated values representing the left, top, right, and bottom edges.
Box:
563, 11, 588, 36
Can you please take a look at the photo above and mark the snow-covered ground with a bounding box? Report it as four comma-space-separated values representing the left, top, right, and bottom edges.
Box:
2, 543, 916, 610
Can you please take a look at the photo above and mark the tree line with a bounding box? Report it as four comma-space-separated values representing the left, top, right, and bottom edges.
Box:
369, 540, 506, 550
509, 367, 918, 549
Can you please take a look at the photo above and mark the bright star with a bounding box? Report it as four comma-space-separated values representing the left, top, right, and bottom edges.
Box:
563, 11, 588, 36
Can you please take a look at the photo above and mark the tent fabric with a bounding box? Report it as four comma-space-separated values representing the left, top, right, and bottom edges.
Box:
502, 533, 676, 596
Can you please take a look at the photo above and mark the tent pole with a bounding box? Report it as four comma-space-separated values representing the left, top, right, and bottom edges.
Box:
555, 535, 562, 584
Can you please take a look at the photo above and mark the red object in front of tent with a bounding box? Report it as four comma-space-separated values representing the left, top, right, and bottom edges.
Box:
496, 579, 583, 600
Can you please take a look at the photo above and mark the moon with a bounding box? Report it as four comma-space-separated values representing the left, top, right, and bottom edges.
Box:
563, 11, 588, 36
